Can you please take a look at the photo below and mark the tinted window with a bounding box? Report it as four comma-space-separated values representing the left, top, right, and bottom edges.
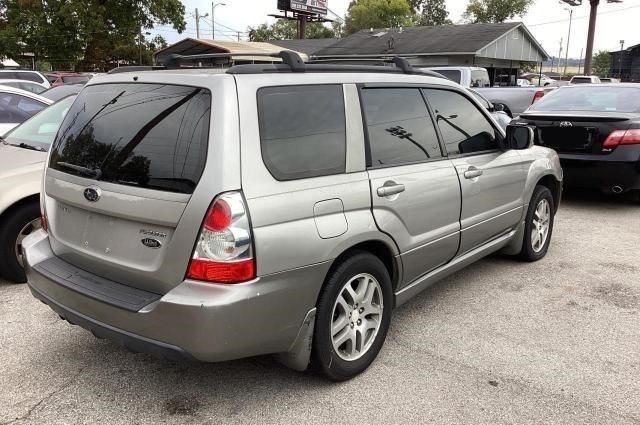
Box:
433, 69, 462, 84
571, 77, 592, 84
62, 76, 90, 85
423, 89, 499, 155
258, 85, 346, 180
50, 84, 211, 194
529, 86, 640, 113
17, 96, 46, 114
361, 88, 442, 167
0, 72, 17, 79
16, 72, 44, 84
19, 82, 46, 94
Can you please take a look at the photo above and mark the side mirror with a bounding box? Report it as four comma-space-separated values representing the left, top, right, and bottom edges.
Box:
493, 103, 505, 112
504, 125, 535, 150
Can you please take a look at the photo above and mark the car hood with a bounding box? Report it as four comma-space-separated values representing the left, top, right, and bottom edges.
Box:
0, 143, 47, 179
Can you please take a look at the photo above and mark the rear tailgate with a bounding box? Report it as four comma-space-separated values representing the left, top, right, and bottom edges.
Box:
43, 78, 236, 294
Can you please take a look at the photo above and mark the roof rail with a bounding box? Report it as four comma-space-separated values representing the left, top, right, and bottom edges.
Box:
163, 50, 306, 71
108, 66, 166, 74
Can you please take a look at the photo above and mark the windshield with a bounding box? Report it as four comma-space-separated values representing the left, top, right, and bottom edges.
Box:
528, 86, 640, 113
3, 95, 76, 151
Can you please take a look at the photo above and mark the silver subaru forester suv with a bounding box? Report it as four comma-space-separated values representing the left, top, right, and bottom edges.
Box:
23, 53, 562, 380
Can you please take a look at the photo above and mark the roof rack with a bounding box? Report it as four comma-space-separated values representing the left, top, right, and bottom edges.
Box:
107, 50, 446, 79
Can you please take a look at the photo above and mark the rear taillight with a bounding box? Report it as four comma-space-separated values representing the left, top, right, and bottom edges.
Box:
186, 192, 255, 284
602, 129, 640, 150
531, 90, 545, 104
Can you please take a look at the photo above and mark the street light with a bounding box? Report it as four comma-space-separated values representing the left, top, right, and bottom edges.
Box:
212, 2, 227, 39
559, 3, 574, 77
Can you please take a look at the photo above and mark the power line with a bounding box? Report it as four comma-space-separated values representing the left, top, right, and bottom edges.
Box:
527, 4, 640, 27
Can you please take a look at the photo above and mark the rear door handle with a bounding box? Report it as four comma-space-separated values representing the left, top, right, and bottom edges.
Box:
463, 167, 483, 179
377, 182, 406, 197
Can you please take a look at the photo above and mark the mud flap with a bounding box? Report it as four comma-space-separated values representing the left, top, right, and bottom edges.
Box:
274, 308, 316, 372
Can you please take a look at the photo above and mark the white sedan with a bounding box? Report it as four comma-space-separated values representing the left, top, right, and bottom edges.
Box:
0, 85, 53, 135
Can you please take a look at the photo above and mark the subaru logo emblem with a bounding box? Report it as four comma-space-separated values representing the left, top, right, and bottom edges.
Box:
559, 121, 573, 127
83, 186, 101, 203
141, 238, 162, 249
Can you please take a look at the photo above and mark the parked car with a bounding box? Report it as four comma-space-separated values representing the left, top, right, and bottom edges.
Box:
528, 75, 559, 87
600, 77, 621, 83
0, 86, 53, 134
40, 84, 84, 102
424, 66, 551, 116
569, 75, 602, 84
0, 95, 77, 282
22, 56, 562, 380
0, 70, 50, 89
515, 84, 640, 198
0, 79, 48, 94
45, 72, 91, 87
517, 78, 533, 87
470, 89, 513, 130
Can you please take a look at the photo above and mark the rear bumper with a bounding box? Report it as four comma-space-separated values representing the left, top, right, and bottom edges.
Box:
23, 230, 328, 363
559, 146, 640, 191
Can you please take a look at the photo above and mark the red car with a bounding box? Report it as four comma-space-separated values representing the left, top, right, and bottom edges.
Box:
45, 72, 91, 87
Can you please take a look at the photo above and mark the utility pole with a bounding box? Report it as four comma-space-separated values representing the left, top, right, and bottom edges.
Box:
619, 39, 625, 79
563, 8, 573, 77
583, 0, 599, 75
557, 37, 563, 75
578, 48, 583, 74
298, 15, 307, 39
196, 8, 201, 38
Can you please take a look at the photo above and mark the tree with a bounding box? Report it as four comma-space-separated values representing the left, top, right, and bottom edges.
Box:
344, 0, 414, 35
592, 50, 611, 77
0, 0, 186, 71
248, 20, 335, 41
463, 0, 533, 23
416, 0, 452, 26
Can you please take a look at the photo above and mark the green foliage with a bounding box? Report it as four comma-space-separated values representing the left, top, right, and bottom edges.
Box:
0, 0, 186, 71
345, 0, 414, 35
592, 50, 611, 77
463, 0, 533, 23
520, 62, 538, 73
248, 19, 336, 42
416, 0, 452, 26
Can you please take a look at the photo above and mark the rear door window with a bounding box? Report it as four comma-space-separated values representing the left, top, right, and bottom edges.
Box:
360, 88, 442, 167
49, 83, 211, 194
16, 72, 44, 84
423, 89, 500, 155
258, 85, 346, 181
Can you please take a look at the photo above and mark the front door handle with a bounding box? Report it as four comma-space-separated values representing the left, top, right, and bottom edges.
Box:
377, 182, 406, 197
463, 167, 483, 179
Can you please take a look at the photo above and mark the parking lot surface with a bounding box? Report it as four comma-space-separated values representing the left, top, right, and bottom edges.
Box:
1, 191, 639, 425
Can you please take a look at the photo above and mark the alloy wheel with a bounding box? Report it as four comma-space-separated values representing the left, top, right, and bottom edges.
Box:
331, 273, 383, 361
531, 199, 551, 253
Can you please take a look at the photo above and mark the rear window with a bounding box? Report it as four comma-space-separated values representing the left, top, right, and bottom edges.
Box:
258, 85, 346, 181
62, 76, 90, 85
529, 86, 640, 113
571, 77, 592, 84
49, 83, 211, 194
433, 69, 462, 84
16, 72, 45, 84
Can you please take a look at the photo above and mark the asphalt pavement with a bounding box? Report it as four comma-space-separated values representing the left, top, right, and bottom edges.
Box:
1, 190, 639, 425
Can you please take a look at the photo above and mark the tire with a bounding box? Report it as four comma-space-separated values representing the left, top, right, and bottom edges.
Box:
518, 186, 555, 262
312, 251, 393, 381
0, 202, 40, 283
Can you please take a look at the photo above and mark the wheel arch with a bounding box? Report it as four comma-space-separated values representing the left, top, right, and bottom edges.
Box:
325, 239, 401, 293
536, 174, 562, 213
0, 194, 40, 223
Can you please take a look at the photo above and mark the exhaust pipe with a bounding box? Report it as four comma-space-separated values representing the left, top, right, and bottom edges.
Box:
611, 185, 624, 194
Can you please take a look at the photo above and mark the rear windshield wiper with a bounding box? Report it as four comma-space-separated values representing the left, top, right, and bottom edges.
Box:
16, 142, 46, 152
57, 162, 102, 179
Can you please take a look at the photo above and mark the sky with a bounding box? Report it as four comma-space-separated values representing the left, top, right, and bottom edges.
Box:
151, 0, 640, 59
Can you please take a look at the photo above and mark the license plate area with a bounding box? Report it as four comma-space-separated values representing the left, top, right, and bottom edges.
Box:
538, 127, 594, 152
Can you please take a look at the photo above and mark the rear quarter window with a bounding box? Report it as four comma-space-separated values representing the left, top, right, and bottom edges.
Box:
257, 85, 346, 181
49, 83, 212, 194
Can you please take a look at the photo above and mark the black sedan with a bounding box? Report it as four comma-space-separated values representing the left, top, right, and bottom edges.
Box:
514, 84, 640, 198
